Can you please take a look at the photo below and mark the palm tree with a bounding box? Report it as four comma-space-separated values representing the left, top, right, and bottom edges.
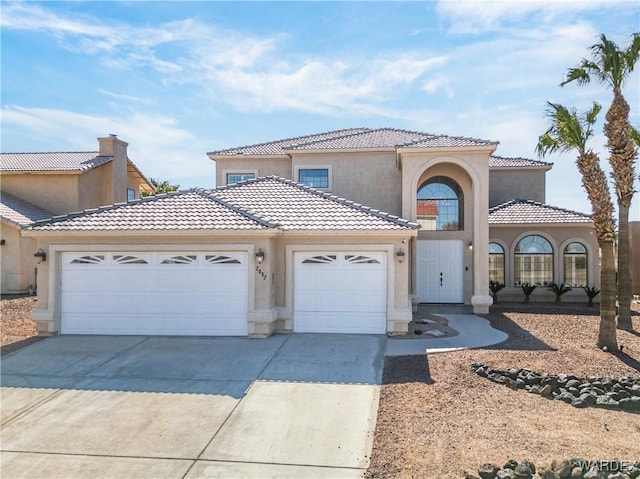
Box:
537, 102, 618, 351
141, 178, 180, 197
561, 33, 640, 331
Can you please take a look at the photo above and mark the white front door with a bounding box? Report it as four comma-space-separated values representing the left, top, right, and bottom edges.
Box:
294, 252, 387, 334
60, 252, 248, 335
417, 240, 464, 303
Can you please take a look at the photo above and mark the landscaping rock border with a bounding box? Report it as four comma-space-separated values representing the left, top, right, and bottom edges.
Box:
471, 363, 640, 413
464, 458, 640, 479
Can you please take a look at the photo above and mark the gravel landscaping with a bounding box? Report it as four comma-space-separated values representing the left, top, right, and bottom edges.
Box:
3, 296, 639, 477
366, 302, 640, 478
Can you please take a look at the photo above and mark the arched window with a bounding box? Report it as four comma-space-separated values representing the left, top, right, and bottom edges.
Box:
514, 235, 553, 286
489, 243, 505, 284
416, 177, 463, 231
564, 242, 587, 287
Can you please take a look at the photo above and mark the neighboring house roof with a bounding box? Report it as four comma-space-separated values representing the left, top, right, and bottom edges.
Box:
489, 156, 553, 169
209, 128, 497, 156
488, 199, 592, 225
0, 151, 153, 193
0, 152, 112, 172
25, 177, 418, 232
416, 200, 438, 216
0, 192, 53, 227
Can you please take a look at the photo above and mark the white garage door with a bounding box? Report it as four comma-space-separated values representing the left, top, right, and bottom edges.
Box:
61, 252, 248, 336
294, 252, 387, 334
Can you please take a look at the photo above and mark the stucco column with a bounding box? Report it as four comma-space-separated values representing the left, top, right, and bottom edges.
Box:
471, 177, 493, 313
247, 239, 278, 337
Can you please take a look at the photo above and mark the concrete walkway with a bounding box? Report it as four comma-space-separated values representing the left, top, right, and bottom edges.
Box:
1, 334, 385, 479
385, 314, 509, 356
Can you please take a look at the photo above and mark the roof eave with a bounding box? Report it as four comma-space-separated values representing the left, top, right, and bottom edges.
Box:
490, 165, 553, 171
280, 228, 418, 237
398, 143, 499, 154
285, 147, 397, 155
488, 222, 593, 227
207, 153, 291, 161
21, 228, 281, 238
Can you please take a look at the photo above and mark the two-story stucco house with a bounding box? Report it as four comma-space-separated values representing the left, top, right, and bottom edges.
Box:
0, 135, 153, 294
18, 128, 603, 338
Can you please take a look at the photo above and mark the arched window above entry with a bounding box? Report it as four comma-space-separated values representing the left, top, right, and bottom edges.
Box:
514, 235, 553, 286
416, 176, 463, 231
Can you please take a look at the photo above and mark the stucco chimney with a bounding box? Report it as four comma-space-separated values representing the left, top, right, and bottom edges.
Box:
97, 135, 129, 204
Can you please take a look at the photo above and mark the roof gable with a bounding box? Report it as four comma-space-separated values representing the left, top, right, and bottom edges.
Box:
489, 199, 591, 225
1, 193, 54, 227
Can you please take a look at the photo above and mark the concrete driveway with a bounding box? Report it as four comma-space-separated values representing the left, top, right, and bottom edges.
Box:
1, 334, 385, 478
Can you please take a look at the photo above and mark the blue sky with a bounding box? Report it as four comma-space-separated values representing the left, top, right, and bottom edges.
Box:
2, 1, 639, 219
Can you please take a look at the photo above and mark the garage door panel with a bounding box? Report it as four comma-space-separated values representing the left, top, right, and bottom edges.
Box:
61, 252, 248, 336
294, 252, 387, 334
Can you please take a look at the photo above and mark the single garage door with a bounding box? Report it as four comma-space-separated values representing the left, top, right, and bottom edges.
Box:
294, 252, 387, 334
61, 252, 248, 335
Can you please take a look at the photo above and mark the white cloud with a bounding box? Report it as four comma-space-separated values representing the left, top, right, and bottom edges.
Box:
1, 105, 214, 188
436, 0, 611, 34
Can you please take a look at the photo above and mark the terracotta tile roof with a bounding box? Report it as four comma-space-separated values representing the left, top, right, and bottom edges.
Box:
209, 128, 497, 156
489, 156, 553, 168
489, 199, 592, 225
0, 152, 113, 172
416, 200, 438, 216
1, 193, 54, 227
25, 177, 418, 232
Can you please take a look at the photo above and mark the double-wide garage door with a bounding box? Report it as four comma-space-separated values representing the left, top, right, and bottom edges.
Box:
61, 252, 248, 336
294, 252, 387, 334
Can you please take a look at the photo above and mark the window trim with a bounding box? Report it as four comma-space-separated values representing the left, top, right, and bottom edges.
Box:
293, 165, 332, 191
488, 242, 506, 285
223, 169, 258, 185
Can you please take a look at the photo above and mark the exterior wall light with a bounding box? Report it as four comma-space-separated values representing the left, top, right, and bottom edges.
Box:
468, 241, 473, 250
255, 249, 265, 264
396, 249, 406, 263
0, 239, 5, 245
34, 248, 47, 263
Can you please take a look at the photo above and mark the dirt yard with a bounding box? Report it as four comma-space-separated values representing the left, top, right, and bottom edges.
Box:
366, 302, 640, 478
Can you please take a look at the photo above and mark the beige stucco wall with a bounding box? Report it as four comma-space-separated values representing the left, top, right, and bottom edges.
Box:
631, 221, 640, 295
489, 169, 547, 207
1, 174, 80, 215
215, 157, 291, 187
291, 151, 403, 216
0, 222, 39, 294
25, 230, 415, 336
489, 224, 600, 303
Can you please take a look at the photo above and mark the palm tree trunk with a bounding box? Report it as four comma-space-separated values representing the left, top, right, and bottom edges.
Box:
597, 241, 619, 351
616, 203, 632, 330
605, 90, 636, 331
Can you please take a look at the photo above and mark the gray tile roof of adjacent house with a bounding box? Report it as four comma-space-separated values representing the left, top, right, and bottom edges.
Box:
488, 199, 592, 224
0, 193, 54, 227
0, 152, 113, 172
209, 128, 497, 156
489, 156, 553, 168
25, 177, 418, 232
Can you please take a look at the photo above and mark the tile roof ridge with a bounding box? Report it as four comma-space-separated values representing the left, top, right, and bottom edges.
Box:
1, 150, 100, 155
402, 132, 498, 147
286, 128, 377, 149
194, 187, 277, 228
23, 189, 194, 229
265, 176, 419, 229
207, 128, 371, 155
489, 198, 591, 218
490, 155, 553, 165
